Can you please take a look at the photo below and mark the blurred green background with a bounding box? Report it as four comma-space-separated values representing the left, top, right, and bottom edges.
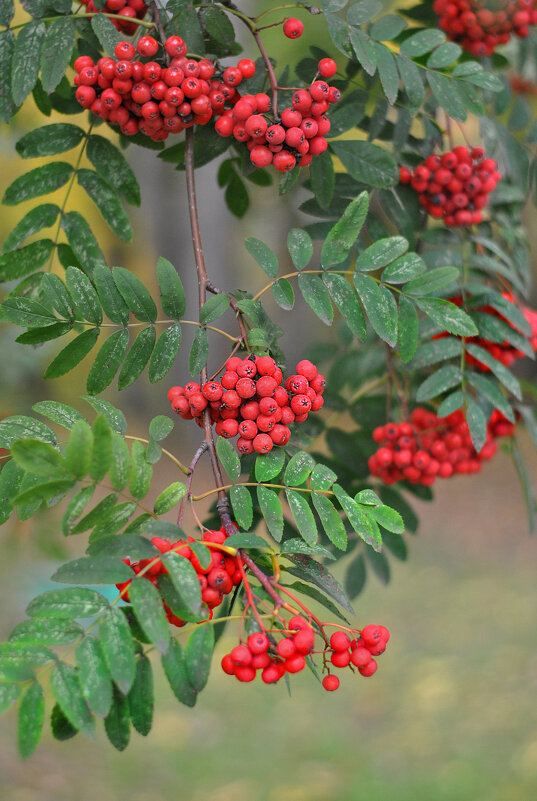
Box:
2, 1, 537, 799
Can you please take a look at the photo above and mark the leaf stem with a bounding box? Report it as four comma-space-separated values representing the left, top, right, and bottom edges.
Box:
124, 435, 189, 474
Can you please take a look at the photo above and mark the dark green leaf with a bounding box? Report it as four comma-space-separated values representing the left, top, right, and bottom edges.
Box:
354, 272, 398, 346
93, 265, 130, 326
312, 492, 347, 550
356, 236, 408, 272
89, 414, 112, 482
349, 28, 377, 76
2, 203, 59, 251
368, 503, 404, 533
416, 298, 478, 337
0, 239, 54, 282
403, 266, 459, 297
128, 656, 153, 736
230, 485, 253, 530
416, 365, 462, 402
50, 703, 78, 741
63, 419, 92, 478
86, 329, 129, 395
286, 489, 317, 545
100, 607, 136, 694
0, 1, 14, 28
427, 71, 467, 121
129, 578, 170, 654
396, 55, 424, 116
18, 681, 45, 759
466, 345, 521, 400
465, 396, 487, 452
76, 636, 112, 718
11, 20, 45, 107
112, 267, 157, 322
118, 326, 156, 390
201, 5, 235, 44
330, 140, 399, 188
374, 42, 399, 105
91, 12, 123, 56
255, 448, 285, 481
0, 414, 56, 449
321, 192, 369, 267
129, 439, 152, 499
10, 437, 66, 477
156, 257, 185, 318
298, 273, 333, 325
216, 436, 240, 481
3, 161, 72, 205
104, 686, 130, 751
257, 484, 284, 542
86, 135, 140, 206
310, 150, 335, 209
65, 265, 102, 325
272, 278, 294, 310
9, 617, 82, 645
153, 482, 186, 515
397, 294, 419, 363
51, 556, 133, 585
27, 588, 108, 619
16, 321, 70, 345
162, 552, 204, 619
32, 400, 85, 430
244, 237, 278, 278
467, 373, 514, 422
16, 123, 83, 160
426, 40, 461, 68
51, 662, 94, 737
0, 29, 15, 122
161, 640, 197, 707
400, 28, 445, 57
287, 228, 313, 271
40, 17, 74, 93
285, 451, 315, 485
381, 252, 426, 283
286, 552, 354, 614
77, 169, 132, 242
333, 484, 382, 551
322, 272, 366, 339
61, 211, 106, 274
225, 532, 268, 549
344, 552, 367, 599
185, 626, 214, 692
200, 294, 230, 325
189, 326, 208, 376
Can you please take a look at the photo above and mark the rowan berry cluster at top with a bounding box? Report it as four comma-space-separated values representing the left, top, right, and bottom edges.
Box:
434, 0, 537, 56
434, 292, 537, 370
222, 617, 389, 690
368, 407, 515, 486
399, 146, 501, 227
116, 527, 241, 627
74, 35, 226, 140
168, 356, 325, 454
80, 0, 147, 34
214, 57, 340, 172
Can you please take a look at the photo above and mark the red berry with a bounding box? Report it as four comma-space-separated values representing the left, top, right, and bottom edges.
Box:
318, 58, 337, 78
330, 631, 351, 651
283, 17, 304, 38
137, 36, 159, 57
322, 674, 340, 691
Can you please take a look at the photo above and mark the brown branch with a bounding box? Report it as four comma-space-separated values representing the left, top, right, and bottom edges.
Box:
177, 440, 208, 525
206, 279, 249, 349
150, 1, 169, 62
239, 550, 283, 609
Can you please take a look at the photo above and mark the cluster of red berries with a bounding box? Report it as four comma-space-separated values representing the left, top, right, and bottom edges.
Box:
488, 408, 517, 439
322, 625, 390, 691
116, 528, 241, 627
79, 0, 147, 34
168, 356, 325, 454
368, 407, 514, 486
221, 616, 315, 684
435, 293, 537, 371
434, 0, 537, 56
399, 146, 501, 227
214, 57, 340, 172
74, 35, 228, 140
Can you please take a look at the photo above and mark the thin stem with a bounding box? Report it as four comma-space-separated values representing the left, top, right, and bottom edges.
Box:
191, 481, 334, 502
252, 29, 279, 117
89, 318, 239, 342
124, 435, 189, 474
254, 3, 311, 23
240, 550, 283, 609
150, 1, 168, 55
177, 441, 208, 525
206, 279, 249, 349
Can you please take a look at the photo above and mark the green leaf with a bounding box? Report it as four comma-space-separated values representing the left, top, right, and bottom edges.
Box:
153, 482, 186, 515
427, 40, 462, 68
109, 433, 130, 490
356, 236, 408, 272
286, 489, 317, 545
129, 439, 152, 499
91, 12, 123, 56
51, 556, 133, 585
11, 20, 45, 107
88, 501, 137, 542
44, 327, 100, 379
129, 578, 171, 655
225, 532, 268, 549
286, 553, 354, 614
11, 436, 66, 478
403, 266, 459, 297
86, 329, 129, 395
18, 681, 45, 759
466, 345, 521, 400
61, 211, 106, 274
32, 400, 85, 430
349, 28, 377, 76
311, 492, 347, 550
84, 396, 128, 434
65, 265, 102, 325
416, 365, 462, 402
465, 396, 487, 453
0, 1, 14, 29
0, 239, 54, 282
310, 150, 335, 209
147, 416, 172, 442
381, 252, 426, 283
86, 135, 140, 206
396, 55, 424, 116
322, 272, 366, 339
3, 161, 72, 205
50, 703, 78, 741
427, 71, 467, 121
298, 273, 333, 325
0, 682, 20, 715
333, 484, 382, 551
200, 294, 230, 324
27, 588, 108, 619
64, 419, 92, 479
185, 626, 214, 693
9, 617, 82, 646
100, 607, 136, 694
87, 533, 158, 560
40, 17, 75, 94
76, 636, 112, 718
156, 257, 185, 319
93, 266, 130, 326
330, 140, 399, 188
201, 5, 235, 44
257, 485, 284, 542
255, 448, 285, 481
366, 547, 390, 584
89, 414, 112, 482
104, 686, 130, 751
162, 552, 204, 619
287, 228, 313, 271
118, 326, 156, 390
368, 504, 404, 533
285, 451, 315, 486
416, 298, 478, 337
51, 662, 94, 737
310, 464, 337, 491
161, 640, 197, 707
354, 272, 398, 346
400, 28, 446, 57
0, 29, 14, 123
467, 373, 514, 422
245, 237, 279, 278
2, 203, 59, 251
0, 415, 56, 449
344, 552, 367, 599
216, 436, 241, 481
15, 321, 71, 345
16, 123, 84, 160
230, 485, 253, 530
397, 294, 419, 363
321, 192, 369, 267
128, 656, 153, 736
77, 169, 132, 242
189, 326, 208, 376
374, 42, 399, 105
112, 267, 157, 322
272, 278, 294, 310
